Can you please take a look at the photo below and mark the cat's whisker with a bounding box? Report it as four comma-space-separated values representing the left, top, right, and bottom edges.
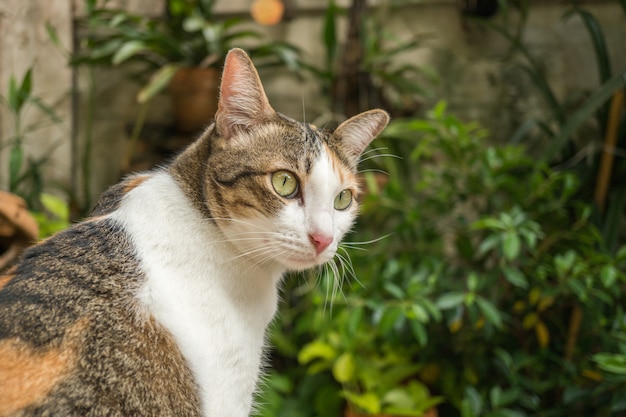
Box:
342, 234, 393, 246
358, 153, 402, 163
357, 168, 389, 176
335, 246, 365, 290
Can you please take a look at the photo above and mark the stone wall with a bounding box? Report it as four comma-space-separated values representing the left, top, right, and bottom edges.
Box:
1, 0, 624, 208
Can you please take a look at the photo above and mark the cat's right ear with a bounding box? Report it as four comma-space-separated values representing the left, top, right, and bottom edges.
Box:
215, 48, 276, 140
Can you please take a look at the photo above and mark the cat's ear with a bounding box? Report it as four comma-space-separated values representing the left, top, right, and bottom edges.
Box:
333, 109, 390, 163
215, 48, 275, 139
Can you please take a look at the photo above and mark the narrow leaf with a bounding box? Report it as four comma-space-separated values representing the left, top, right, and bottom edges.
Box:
544, 71, 626, 161
502, 266, 528, 288
9, 146, 23, 191
502, 232, 521, 260
437, 292, 466, 310
112, 40, 147, 65
476, 297, 503, 328
137, 64, 178, 103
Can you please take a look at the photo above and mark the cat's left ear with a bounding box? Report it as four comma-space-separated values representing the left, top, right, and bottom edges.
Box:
333, 109, 390, 163
215, 48, 276, 140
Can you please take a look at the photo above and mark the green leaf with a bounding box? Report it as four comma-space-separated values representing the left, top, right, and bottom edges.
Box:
30, 97, 63, 124
409, 320, 428, 347
322, 0, 337, 70
344, 391, 381, 415
137, 64, 178, 103
502, 266, 528, 288
378, 306, 404, 334
40, 193, 69, 222
297, 340, 336, 365
382, 388, 418, 411
20, 68, 33, 102
502, 232, 521, 260
472, 217, 504, 231
593, 353, 626, 375
437, 292, 466, 310
467, 272, 479, 291
112, 40, 148, 65
384, 282, 405, 299
332, 352, 355, 383
8, 74, 20, 112
564, 9, 611, 85
478, 234, 501, 256
346, 306, 363, 335
476, 297, 503, 328
45, 22, 65, 54
464, 386, 483, 416
544, 71, 626, 161
9, 146, 23, 191
410, 303, 429, 323
600, 265, 617, 288
490, 386, 502, 408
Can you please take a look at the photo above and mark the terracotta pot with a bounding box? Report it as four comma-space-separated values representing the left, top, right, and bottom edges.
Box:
168, 67, 220, 133
0, 191, 38, 271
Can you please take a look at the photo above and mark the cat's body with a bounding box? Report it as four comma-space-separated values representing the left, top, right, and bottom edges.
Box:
0, 49, 388, 417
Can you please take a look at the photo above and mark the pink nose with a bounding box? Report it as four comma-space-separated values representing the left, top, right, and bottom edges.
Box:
309, 233, 333, 254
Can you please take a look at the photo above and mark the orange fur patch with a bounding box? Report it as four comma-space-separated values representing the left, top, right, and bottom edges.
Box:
324, 143, 356, 191
0, 266, 16, 291
123, 175, 150, 194
0, 318, 87, 415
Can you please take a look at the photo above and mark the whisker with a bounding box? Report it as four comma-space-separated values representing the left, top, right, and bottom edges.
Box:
342, 234, 393, 247
357, 168, 389, 176
358, 153, 402, 163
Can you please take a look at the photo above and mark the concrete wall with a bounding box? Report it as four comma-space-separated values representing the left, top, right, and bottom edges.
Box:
1, 0, 625, 209
0, 1, 73, 196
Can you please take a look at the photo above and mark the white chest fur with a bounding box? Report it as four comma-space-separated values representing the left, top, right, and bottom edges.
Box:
110, 172, 285, 417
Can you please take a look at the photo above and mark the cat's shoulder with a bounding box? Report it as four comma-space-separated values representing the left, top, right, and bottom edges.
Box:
90, 173, 154, 216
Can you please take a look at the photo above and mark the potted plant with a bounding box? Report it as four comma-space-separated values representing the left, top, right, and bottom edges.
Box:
73, 0, 303, 132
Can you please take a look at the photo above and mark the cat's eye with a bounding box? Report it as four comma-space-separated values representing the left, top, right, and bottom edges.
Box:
271, 170, 299, 198
334, 189, 353, 211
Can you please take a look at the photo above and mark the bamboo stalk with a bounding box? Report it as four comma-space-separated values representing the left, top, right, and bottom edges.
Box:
594, 89, 624, 213
565, 89, 624, 362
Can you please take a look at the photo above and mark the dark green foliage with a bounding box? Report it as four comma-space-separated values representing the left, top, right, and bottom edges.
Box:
256, 103, 626, 417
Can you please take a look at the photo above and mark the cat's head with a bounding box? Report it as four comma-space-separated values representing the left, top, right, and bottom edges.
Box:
205, 48, 388, 271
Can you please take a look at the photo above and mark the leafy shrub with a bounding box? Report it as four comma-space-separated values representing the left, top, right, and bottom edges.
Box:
257, 103, 626, 417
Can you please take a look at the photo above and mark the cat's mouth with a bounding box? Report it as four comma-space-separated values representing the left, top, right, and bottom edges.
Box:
282, 250, 335, 271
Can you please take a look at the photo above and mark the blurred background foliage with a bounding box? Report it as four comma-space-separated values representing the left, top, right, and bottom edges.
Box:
1, 0, 625, 416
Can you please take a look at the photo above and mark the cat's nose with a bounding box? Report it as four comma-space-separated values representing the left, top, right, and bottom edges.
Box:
309, 233, 333, 254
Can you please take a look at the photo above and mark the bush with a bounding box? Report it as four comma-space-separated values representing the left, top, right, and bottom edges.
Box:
256, 103, 626, 417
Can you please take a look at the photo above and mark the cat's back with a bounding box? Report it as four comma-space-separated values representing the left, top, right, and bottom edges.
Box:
0, 175, 202, 417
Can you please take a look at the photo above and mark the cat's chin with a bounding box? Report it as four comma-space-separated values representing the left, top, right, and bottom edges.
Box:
281, 253, 334, 271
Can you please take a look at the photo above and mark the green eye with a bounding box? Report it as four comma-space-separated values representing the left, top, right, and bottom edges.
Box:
271, 170, 299, 198
334, 189, 353, 210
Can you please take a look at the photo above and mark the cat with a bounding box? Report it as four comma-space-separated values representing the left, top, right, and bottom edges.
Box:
0, 48, 389, 417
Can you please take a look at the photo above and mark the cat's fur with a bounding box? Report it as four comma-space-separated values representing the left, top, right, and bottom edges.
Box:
0, 48, 389, 417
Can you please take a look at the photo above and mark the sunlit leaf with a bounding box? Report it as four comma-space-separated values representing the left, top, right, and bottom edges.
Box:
297, 340, 336, 365
112, 40, 148, 65
332, 352, 355, 383
137, 64, 178, 103
344, 391, 381, 414
535, 320, 550, 347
